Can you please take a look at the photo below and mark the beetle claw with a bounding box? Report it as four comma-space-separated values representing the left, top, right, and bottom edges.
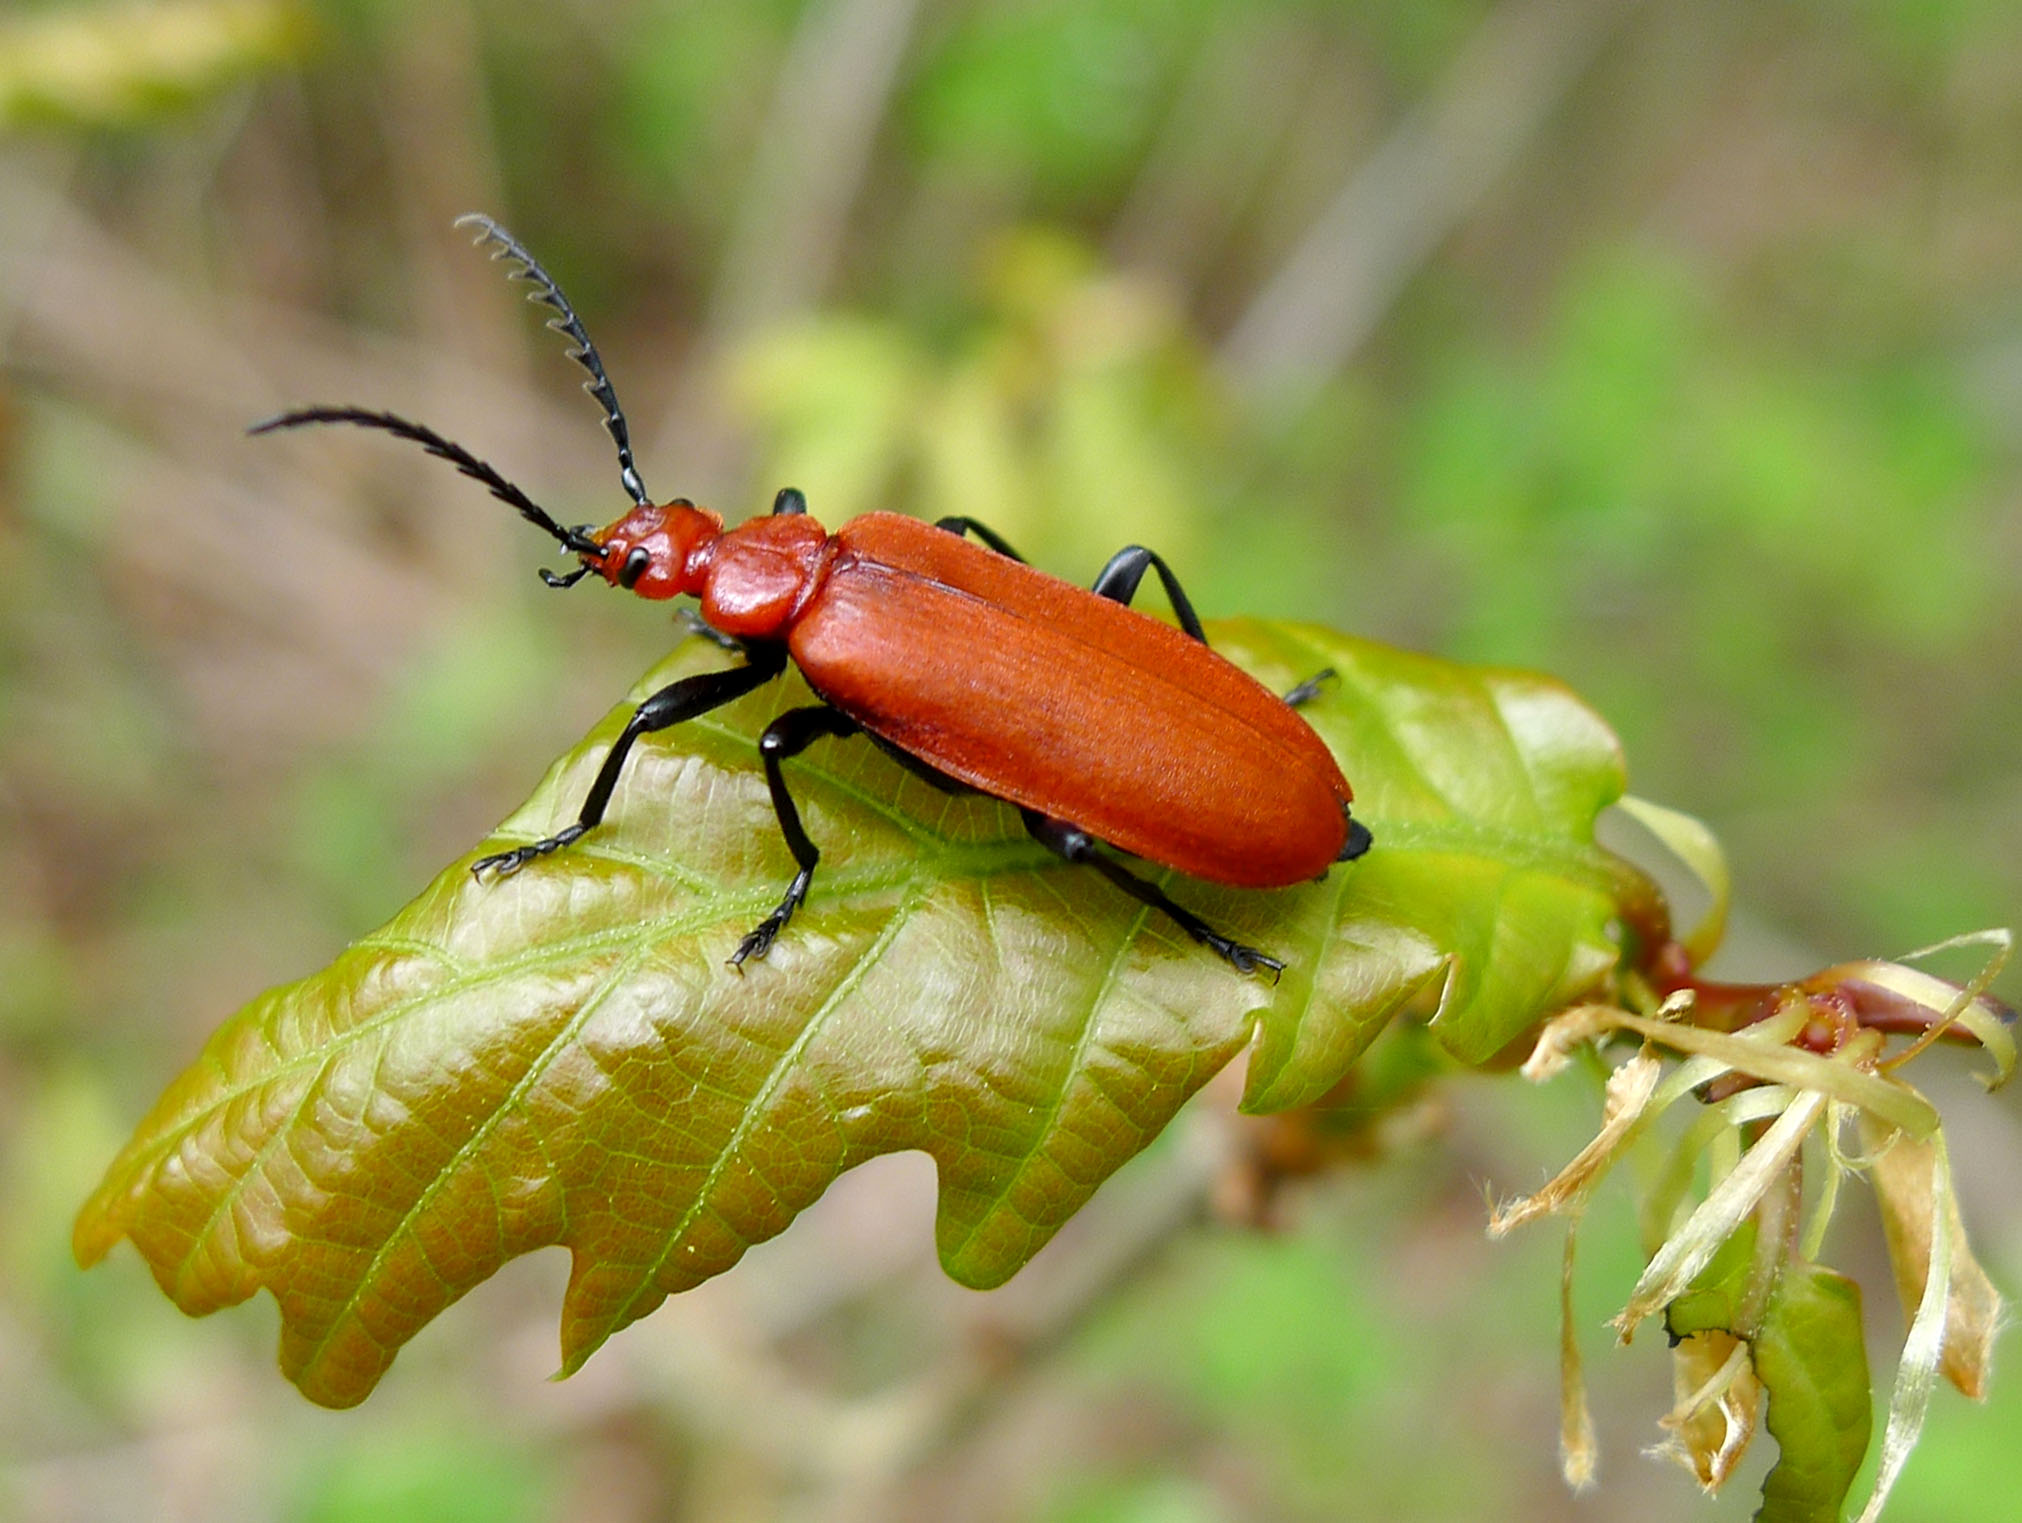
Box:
1209, 937, 1285, 982
729, 913, 792, 969
730, 868, 815, 967
728, 921, 780, 968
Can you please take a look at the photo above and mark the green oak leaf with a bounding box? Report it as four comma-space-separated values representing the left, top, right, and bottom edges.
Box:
76, 618, 1644, 1407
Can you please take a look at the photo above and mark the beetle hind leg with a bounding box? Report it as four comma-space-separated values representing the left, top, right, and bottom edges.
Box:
1282, 668, 1337, 708
732, 704, 862, 967
1021, 811, 1284, 980
1090, 546, 1208, 644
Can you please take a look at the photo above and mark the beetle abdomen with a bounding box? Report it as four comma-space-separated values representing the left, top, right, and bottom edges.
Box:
787, 515, 1352, 888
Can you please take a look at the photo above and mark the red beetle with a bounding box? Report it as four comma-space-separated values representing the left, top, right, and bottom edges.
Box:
257, 217, 1370, 976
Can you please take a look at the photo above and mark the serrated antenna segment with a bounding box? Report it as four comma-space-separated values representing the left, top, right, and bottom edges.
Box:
455, 213, 650, 507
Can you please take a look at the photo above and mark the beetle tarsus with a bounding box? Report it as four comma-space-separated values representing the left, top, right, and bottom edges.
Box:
473, 823, 588, 879
729, 866, 815, 968
1215, 938, 1286, 982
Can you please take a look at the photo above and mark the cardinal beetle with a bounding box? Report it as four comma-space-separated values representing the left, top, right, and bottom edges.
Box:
255, 215, 1372, 976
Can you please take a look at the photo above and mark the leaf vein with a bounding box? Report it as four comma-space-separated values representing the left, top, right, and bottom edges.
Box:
583, 883, 928, 1350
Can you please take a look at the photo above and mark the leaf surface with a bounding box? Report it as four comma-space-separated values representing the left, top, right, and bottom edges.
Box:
77, 618, 1640, 1406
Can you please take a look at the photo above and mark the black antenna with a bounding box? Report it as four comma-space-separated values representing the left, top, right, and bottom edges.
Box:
456, 213, 650, 509
250, 406, 604, 563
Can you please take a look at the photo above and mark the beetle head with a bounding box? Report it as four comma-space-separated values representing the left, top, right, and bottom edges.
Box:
565, 499, 722, 600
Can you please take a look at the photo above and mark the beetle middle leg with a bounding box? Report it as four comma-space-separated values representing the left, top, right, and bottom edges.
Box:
473, 645, 787, 878
935, 516, 1027, 562
1021, 810, 1284, 980
732, 704, 863, 967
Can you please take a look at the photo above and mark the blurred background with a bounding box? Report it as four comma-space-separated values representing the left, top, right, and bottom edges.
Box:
2, 0, 2019, 1519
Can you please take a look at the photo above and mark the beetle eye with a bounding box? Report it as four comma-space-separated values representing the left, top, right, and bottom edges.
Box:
618, 545, 652, 590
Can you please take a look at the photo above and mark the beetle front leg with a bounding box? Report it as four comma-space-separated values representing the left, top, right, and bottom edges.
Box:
473, 645, 787, 878
1021, 810, 1284, 980
732, 704, 863, 967
1089, 546, 1208, 644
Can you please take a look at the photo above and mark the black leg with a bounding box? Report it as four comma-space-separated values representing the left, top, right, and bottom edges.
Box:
732, 705, 864, 967
935, 516, 1027, 563
1090, 546, 1207, 644
473, 645, 787, 878
1283, 668, 1337, 708
1021, 810, 1284, 980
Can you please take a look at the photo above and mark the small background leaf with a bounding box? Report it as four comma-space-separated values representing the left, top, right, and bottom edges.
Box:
1755, 1265, 1873, 1523
78, 619, 1643, 1406
1669, 1233, 1875, 1521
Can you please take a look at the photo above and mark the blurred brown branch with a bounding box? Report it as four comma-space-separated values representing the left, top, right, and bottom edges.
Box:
1220, 0, 1645, 407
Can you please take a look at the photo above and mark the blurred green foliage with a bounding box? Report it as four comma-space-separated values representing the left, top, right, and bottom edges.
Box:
290, 1423, 555, 1523
3, 0, 2020, 1519
734, 230, 1221, 570
0, 1, 310, 129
